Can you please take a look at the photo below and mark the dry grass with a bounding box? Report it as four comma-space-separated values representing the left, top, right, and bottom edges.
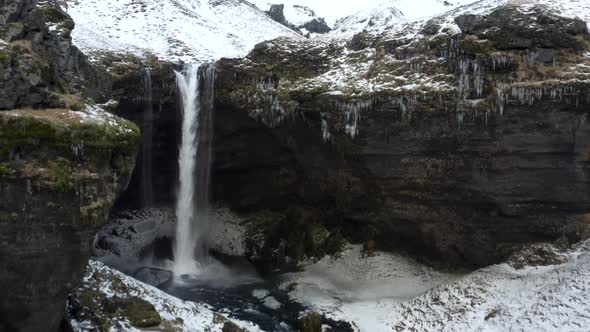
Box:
10, 40, 33, 53
0, 108, 87, 127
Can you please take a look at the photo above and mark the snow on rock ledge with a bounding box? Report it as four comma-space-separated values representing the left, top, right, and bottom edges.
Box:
68, 260, 262, 332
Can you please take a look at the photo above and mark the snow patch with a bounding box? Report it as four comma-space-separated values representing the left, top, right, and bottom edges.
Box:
282, 242, 590, 332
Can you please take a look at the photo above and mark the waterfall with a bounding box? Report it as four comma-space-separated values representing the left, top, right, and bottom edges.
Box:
141, 68, 154, 207
173, 63, 215, 278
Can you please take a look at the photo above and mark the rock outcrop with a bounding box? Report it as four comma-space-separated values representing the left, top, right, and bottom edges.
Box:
265, 3, 331, 36
0, 1, 140, 331
213, 4, 590, 267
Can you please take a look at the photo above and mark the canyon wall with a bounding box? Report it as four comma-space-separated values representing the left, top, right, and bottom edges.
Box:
0, 2, 139, 331
212, 5, 590, 266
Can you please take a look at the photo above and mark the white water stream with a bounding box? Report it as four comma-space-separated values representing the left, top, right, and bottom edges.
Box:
173, 63, 215, 278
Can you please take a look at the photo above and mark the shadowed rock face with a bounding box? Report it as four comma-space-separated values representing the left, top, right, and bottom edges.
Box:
100, 54, 180, 210
0, 1, 140, 331
264, 3, 331, 36
211, 5, 590, 267
266, 4, 288, 26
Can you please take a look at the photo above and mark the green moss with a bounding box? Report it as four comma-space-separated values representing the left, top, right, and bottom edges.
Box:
0, 48, 13, 66
37, 5, 75, 31
72, 271, 162, 331
46, 157, 73, 191
0, 163, 13, 177
301, 312, 322, 332
0, 109, 141, 155
80, 200, 107, 223
119, 296, 161, 328
75, 287, 114, 332
212, 313, 228, 325
459, 35, 496, 55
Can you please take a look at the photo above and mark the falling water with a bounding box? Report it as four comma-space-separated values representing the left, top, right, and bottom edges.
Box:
141, 68, 154, 207
173, 63, 215, 278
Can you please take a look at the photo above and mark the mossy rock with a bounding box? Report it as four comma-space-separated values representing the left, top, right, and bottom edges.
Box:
459, 35, 496, 55
36, 4, 75, 32
222, 321, 246, 332
301, 312, 322, 332
118, 296, 162, 328
0, 48, 12, 66
0, 107, 140, 158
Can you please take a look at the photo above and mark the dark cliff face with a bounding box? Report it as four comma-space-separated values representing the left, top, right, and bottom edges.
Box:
98, 54, 180, 210
0, 2, 140, 331
212, 5, 590, 267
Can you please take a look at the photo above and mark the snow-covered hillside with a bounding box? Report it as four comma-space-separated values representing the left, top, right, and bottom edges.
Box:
331, 3, 407, 36
385, 0, 590, 38
66, 0, 301, 62
332, 0, 590, 38
283, 242, 590, 331
65, 0, 590, 62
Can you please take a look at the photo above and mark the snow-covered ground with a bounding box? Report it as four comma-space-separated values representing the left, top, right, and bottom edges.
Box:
80, 241, 590, 331
331, 3, 407, 37
70, 260, 263, 332
66, 0, 300, 62
387, 0, 590, 37
282, 243, 590, 332
335, 0, 590, 38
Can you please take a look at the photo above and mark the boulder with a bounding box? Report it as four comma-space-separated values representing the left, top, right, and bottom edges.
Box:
302, 18, 331, 34
266, 4, 287, 26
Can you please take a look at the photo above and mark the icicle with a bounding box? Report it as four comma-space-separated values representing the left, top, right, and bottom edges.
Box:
321, 118, 332, 142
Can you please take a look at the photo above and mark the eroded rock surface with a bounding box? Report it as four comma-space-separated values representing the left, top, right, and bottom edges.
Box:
213, 4, 590, 267
0, 1, 140, 331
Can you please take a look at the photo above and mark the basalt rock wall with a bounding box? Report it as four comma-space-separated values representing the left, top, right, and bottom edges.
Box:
212, 4, 590, 266
0, 1, 140, 331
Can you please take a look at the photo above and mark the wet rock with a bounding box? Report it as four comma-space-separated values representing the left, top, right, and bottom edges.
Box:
422, 18, 442, 35
507, 243, 567, 270
302, 18, 331, 34
104, 296, 161, 328
222, 321, 246, 332
133, 267, 172, 287
301, 312, 322, 332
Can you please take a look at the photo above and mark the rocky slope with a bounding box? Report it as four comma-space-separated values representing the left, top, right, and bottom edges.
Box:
212, 0, 590, 267
331, 3, 407, 37
0, 1, 140, 331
